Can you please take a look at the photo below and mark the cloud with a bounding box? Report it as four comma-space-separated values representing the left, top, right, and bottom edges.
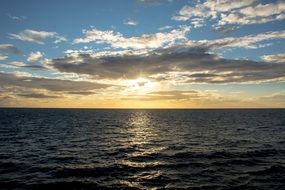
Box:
10, 61, 26, 67
191, 18, 205, 28
67, 91, 95, 95
158, 25, 173, 31
257, 92, 285, 107
53, 36, 67, 44
49, 44, 285, 84
172, 3, 212, 22
122, 90, 203, 101
27, 51, 44, 62
203, 0, 257, 12
213, 25, 239, 34
173, 0, 285, 27
145, 90, 203, 100
124, 18, 139, 26
73, 26, 190, 50
137, 0, 162, 6
7, 14, 27, 21
172, 0, 254, 22
0, 44, 22, 54
21, 64, 48, 70
189, 30, 285, 50
219, 1, 285, 25
9, 29, 67, 44
17, 92, 61, 99
8, 61, 46, 70
0, 72, 111, 93
0, 55, 8, 61
262, 53, 285, 63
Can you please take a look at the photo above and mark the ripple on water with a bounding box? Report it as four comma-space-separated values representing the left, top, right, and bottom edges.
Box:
0, 109, 284, 189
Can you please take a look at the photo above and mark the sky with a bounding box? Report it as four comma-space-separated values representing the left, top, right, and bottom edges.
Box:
0, 0, 285, 108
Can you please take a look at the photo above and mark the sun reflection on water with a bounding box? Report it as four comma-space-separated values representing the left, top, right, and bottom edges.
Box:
126, 110, 155, 146
115, 110, 169, 188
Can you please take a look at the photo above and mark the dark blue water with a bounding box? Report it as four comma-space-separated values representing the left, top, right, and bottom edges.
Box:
0, 109, 284, 190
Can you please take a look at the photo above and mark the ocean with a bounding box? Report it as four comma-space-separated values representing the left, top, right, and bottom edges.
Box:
0, 109, 284, 190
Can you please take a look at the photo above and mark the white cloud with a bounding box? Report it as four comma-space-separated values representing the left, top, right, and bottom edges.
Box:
186, 30, 285, 50
172, 4, 211, 21
27, 51, 44, 62
240, 1, 285, 17
0, 55, 8, 61
7, 14, 27, 21
124, 18, 139, 26
9, 29, 67, 44
53, 36, 67, 44
219, 1, 285, 25
172, 0, 255, 22
74, 26, 190, 50
204, 0, 256, 12
173, 0, 285, 27
158, 25, 173, 30
262, 53, 285, 63
10, 61, 26, 67
191, 18, 205, 28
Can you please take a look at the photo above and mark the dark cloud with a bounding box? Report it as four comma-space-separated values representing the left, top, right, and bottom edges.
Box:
49, 46, 285, 83
17, 93, 61, 99
0, 44, 22, 55
67, 91, 95, 95
21, 64, 48, 70
50, 53, 167, 79
0, 72, 111, 92
213, 26, 239, 34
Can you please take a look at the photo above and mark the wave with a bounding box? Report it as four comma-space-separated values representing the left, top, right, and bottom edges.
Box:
1, 109, 284, 189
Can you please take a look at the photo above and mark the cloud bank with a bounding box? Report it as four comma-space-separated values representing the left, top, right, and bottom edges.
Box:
49, 45, 285, 84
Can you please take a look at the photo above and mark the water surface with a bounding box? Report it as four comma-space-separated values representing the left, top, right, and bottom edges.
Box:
0, 109, 284, 189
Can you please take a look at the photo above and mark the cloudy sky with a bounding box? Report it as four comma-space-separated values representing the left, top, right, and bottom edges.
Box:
0, 0, 284, 108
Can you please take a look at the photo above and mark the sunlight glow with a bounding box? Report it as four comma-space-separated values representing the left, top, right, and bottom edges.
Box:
127, 77, 158, 95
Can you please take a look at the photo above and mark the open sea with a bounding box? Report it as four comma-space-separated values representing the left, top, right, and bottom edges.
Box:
0, 108, 284, 190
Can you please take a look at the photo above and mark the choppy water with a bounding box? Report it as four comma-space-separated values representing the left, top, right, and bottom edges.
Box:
0, 109, 284, 190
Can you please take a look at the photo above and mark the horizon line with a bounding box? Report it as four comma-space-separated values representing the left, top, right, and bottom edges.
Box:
1, 107, 284, 110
